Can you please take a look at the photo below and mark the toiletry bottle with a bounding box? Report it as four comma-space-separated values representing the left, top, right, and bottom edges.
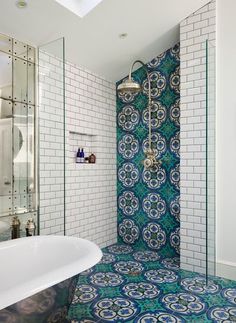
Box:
76, 148, 81, 163
11, 216, 21, 239
26, 218, 36, 236
89, 153, 96, 163
81, 148, 85, 163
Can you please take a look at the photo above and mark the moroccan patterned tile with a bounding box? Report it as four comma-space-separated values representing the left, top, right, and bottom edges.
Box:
68, 244, 236, 322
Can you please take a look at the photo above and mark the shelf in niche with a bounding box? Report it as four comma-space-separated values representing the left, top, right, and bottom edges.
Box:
69, 130, 97, 165
69, 130, 97, 137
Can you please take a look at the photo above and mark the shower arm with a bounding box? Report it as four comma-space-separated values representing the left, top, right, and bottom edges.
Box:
129, 60, 152, 152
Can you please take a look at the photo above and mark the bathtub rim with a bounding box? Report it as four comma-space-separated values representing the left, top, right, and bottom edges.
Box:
0, 235, 102, 310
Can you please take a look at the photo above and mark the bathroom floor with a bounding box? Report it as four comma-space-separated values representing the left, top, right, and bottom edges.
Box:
68, 244, 236, 322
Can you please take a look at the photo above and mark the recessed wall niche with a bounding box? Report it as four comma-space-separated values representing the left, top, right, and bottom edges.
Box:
69, 131, 97, 164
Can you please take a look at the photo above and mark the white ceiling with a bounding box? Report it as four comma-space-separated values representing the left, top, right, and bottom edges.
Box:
0, 0, 209, 81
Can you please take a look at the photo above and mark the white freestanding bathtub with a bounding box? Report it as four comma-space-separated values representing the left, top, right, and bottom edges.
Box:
0, 235, 102, 322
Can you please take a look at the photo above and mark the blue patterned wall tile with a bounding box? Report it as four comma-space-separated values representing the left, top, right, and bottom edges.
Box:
116, 43, 180, 257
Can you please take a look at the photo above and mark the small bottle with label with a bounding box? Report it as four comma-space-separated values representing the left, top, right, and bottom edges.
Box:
81, 148, 85, 163
89, 153, 96, 163
76, 148, 81, 163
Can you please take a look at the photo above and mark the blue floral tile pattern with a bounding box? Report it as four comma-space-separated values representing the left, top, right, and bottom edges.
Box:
100, 253, 116, 264
72, 285, 98, 304
118, 162, 139, 188
134, 311, 186, 323
181, 277, 220, 295
89, 272, 124, 287
208, 306, 236, 322
161, 292, 207, 315
68, 243, 236, 322
117, 44, 180, 255
142, 133, 166, 158
118, 105, 140, 131
118, 191, 139, 216
143, 223, 166, 250
122, 282, 160, 300
107, 244, 133, 254
142, 193, 166, 219
114, 261, 144, 275
221, 288, 236, 305
118, 134, 139, 159
145, 269, 178, 284
133, 250, 160, 262
119, 219, 140, 244
143, 71, 166, 98
142, 165, 166, 189
94, 297, 139, 321
161, 257, 180, 270
142, 102, 166, 130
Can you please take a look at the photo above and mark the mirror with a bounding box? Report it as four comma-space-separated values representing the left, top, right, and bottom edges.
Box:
0, 52, 12, 100
13, 40, 27, 60
13, 57, 27, 103
28, 63, 35, 105
13, 103, 27, 195
0, 33, 12, 54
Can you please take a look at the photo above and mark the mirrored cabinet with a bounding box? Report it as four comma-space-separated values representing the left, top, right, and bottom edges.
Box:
0, 33, 37, 240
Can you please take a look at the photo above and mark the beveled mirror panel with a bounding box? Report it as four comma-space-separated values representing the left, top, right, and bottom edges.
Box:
0, 33, 12, 54
0, 99, 12, 119
28, 63, 35, 105
28, 105, 35, 193
13, 57, 27, 103
13, 194, 28, 214
28, 193, 36, 211
13, 40, 27, 60
13, 103, 28, 195
0, 52, 12, 100
0, 33, 37, 240
0, 196, 12, 216
28, 46, 35, 63
0, 117, 12, 196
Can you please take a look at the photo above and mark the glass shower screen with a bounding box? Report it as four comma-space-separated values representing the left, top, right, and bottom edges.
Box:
38, 38, 66, 236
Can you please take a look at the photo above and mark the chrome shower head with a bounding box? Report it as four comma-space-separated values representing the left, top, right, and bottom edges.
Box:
117, 78, 142, 94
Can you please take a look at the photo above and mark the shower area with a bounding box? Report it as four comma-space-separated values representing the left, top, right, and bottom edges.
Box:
1, 2, 229, 320
116, 44, 180, 258
68, 40, 220, 322
0, 38, 215, 266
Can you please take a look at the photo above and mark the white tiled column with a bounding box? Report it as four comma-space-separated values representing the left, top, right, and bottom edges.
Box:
180, 0, 216, 273
39, 54, 117, 248
65, 62, 117, 248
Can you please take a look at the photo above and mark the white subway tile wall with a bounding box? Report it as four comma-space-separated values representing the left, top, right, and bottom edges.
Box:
39, 54, 117, 248
180, 0, 215, 273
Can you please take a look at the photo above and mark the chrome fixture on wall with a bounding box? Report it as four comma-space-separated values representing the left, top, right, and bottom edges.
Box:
117, 60, 160, 169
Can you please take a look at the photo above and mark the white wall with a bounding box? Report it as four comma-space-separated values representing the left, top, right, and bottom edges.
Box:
216, 0, 236, 278
39, 53, 117, 248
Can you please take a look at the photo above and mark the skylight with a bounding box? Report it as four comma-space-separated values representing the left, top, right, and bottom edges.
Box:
54, 0, 103, 18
